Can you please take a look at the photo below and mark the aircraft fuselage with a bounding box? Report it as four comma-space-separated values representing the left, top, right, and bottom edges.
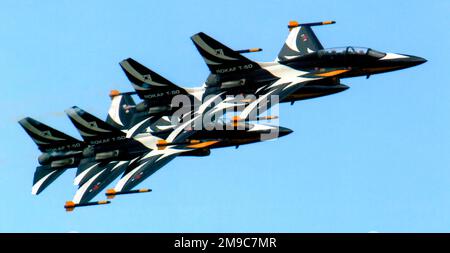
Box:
202, 46, 426, 103
37, 123, 293, 169
283, 47, 426, 78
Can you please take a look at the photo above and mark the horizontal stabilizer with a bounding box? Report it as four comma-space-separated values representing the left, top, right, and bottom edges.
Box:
119, 58, 189, 103
18, 117, 84, 152
65, 106, 126, 144
191, 32, 261, 75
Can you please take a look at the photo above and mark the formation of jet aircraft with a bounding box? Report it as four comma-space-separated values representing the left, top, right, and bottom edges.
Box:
19, 20, 426, 211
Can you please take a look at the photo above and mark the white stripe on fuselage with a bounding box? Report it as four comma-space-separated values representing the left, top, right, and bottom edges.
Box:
379, 53, 409, 60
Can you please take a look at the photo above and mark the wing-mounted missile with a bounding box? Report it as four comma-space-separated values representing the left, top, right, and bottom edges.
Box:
236, 48, 263, 54
109, 90, 137, 98
287, 20, 336, 30
105, 188, 151, 199
64, 200, 110, 212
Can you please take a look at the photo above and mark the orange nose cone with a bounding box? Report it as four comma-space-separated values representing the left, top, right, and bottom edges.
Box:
109, 90, 120, 98
106, 189, 116, 195
288, 20, 299, 28
322, 21, 335, 25
64, 201, 75, 208
64, 201, 76, 212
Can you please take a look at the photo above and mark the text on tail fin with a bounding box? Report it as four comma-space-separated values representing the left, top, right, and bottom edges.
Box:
65, 106, 125, 144
191, 32, 261, 75
18, 117, 84, 152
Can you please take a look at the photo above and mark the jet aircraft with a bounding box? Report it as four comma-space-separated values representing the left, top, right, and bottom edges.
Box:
19, 96, 292, 210
116, 20, 425, 118
19, 20, 426, 210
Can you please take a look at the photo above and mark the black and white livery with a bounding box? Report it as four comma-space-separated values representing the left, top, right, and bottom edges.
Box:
19, 20, 426, 211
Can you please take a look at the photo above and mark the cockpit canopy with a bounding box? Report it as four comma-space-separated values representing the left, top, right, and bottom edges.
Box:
318, 47, 386, 58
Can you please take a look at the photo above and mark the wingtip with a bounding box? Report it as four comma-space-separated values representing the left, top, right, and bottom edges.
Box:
64, 106, 78, 114
18, 117, 29, 125
64, 201, 76, 212
109, 89, 121, 98
105, 188, 117, 199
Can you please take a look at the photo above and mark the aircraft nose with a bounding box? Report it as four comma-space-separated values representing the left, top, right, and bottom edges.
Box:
377, 53, 427, 73
406, 55, 427, 66
278, 127, 294, 137
381, 53, 427, 68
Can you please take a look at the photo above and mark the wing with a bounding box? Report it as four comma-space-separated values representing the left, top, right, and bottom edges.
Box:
71, 160, 130, 205
108, 96, 227, 195
32, 166, 69, 195
112, 149, 183, 193
111, 135, 219, 194
73, 158, 104, 186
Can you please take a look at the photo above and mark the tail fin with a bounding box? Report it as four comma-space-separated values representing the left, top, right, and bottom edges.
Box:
65, 106, 126, 145
106, 92, 137, 130
277, 21, 334, 61
18, 117, 84, 152
190, 32, 261, 75
119, 58, 190, 104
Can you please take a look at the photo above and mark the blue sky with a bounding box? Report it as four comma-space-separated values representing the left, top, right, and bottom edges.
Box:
0, 0, 449, 232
